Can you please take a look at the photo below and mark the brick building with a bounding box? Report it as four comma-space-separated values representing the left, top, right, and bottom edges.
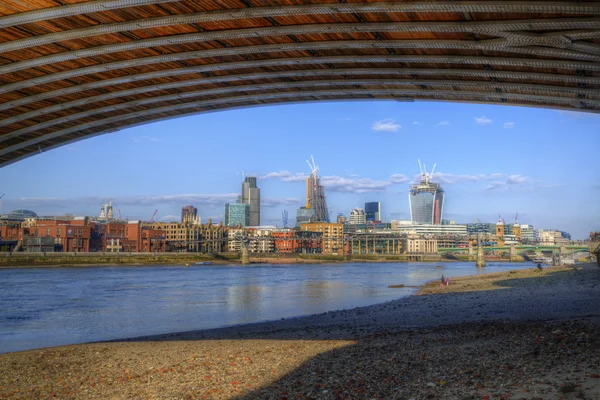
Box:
273, 228, 296, 253
296, 231, 323, 254
21, 217, 92, 252
300, 223, 344, 254
148, 220, 227, 253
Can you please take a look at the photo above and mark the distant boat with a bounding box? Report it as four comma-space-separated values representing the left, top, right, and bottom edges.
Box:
195, 261, 214, 265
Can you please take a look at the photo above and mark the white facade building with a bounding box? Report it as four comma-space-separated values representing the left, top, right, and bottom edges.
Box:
391, 223, 468, 236
349, 208, 366, 225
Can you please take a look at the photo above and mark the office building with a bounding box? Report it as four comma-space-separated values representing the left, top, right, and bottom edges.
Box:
349, 208, 366, 225
295, 207, 314, 227
405, 235, 438, 254
336, 213, 347, 224
467, 222, 496, 235
241, 176, 260, 226
519, 224, 535, 243
364, 202, 381, 222
296, 157, 330, 226
224, 203, 250, 227
391, 222, 468, 236
97, 200, 114, 221
300, 222, 343, 254
273, 228, 297, 253
409, 162, 444, 224
296, 231, 323, 254
181, 205, 199, 225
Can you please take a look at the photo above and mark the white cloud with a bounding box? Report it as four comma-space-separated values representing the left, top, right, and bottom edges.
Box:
2, 194, 301, 218
436, 120, 450, 127
484, 181, 508, 191
259, 170, 307, 182
503, 122, 515, 129
475, 116, 493, 125
160, 215, 179, 222
5, 194, 229, 212
412, 172, 504, 185
485, 175, 534, 190
389, 174, 410, 184
372, 119, 401, 132
320, 176, 392, 193
261, 171, 412, 194
506, 174, 531, 185
412, 121, 419, 125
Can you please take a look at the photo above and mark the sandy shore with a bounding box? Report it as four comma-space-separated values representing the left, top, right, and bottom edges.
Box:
1, 264, 599, 399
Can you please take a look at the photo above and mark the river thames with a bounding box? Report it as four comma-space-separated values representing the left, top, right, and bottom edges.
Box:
0, 261, 534, 353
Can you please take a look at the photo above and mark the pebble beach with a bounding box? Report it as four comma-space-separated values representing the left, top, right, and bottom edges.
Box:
1, 264, 598, 399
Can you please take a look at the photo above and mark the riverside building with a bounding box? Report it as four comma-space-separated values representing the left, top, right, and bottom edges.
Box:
300, 222, 343, 254
391, 222, 467, 236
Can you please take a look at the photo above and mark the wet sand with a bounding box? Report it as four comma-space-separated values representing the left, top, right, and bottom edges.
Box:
1, 264, 599, 399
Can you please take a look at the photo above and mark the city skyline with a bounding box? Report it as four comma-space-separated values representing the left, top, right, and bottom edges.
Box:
0, 101, 598, 239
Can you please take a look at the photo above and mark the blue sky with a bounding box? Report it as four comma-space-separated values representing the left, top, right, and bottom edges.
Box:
1, 101, 598, 239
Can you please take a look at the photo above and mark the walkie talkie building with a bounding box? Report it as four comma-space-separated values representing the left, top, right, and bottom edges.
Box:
409, 161, 444, 225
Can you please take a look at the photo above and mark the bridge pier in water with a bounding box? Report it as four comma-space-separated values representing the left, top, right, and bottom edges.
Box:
476, 234, 486, 268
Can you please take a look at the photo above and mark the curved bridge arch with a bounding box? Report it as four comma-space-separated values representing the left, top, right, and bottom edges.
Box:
0, 0, 598, 167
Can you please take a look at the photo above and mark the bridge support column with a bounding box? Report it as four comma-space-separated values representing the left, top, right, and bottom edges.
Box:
241, 246, 249, 265
476, 234, 486, 268
509, 245, 522, 262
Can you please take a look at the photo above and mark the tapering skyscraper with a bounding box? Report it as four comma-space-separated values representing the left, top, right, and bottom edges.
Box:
296, 156, 330, 226
409, 161, 444, 225
241, 176, 260, 226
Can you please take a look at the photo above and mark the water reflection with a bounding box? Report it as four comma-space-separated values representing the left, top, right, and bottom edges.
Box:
0, 262, 534, 353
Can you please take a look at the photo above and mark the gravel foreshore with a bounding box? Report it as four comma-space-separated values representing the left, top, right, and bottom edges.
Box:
1, 264, 599, 399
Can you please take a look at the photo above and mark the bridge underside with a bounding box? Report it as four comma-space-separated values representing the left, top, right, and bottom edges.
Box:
0, 0, 599, 167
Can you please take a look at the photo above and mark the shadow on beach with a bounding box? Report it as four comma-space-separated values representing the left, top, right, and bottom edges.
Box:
131, 266, 598, 399
1, 265, 599, 399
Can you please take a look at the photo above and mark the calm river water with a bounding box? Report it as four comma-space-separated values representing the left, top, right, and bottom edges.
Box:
0, 262, 533, 353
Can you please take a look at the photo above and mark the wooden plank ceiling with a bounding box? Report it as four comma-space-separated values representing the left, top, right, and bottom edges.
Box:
0, 0, 598, 167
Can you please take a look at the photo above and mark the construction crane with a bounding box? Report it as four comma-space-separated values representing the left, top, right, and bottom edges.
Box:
282, 210, 289, 228
149, 209, 158, 223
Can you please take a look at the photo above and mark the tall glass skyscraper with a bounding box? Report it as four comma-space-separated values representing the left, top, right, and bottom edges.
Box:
409, 162, 444, 225
364, 202, 381, 222
241, 176, 260, 226
224, 203, 250, 227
